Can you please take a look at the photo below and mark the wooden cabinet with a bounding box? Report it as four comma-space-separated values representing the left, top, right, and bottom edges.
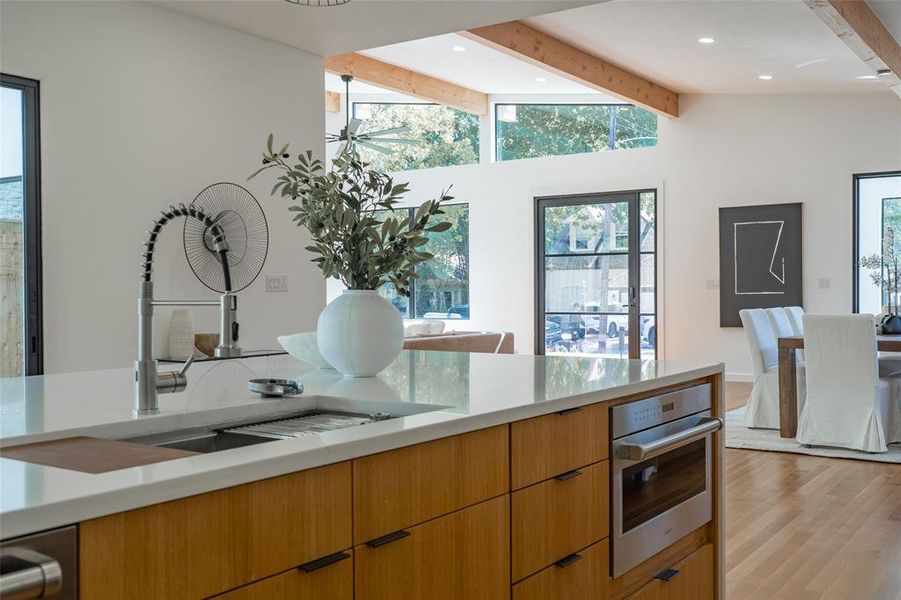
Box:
79, 462, 352, 599
626, 544, 714, 600
354, 496, 510, 600
211, 551, 353, 600
512, 539, 609, 600
512, 460, 609, 581
353, 425, 508, 543
511, 402, 608, 489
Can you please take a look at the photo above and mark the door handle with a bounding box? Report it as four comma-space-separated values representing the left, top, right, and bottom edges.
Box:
654, 568, 681, 582
615, 417, 722, 461
365, 530, 411, 548
298, 551, 351, 573
554, 469, 583, 481
0, 548, 63, 600
554, 553, 583, 569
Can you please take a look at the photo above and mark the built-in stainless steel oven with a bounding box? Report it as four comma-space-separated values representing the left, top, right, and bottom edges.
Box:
0, 525, 77, 599
611, 384, 721, 577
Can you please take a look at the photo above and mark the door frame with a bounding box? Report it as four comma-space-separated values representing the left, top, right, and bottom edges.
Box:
2, 73, 43, 375
534, 189, 657, 358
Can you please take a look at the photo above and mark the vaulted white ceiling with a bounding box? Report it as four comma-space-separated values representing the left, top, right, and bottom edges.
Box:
150, 0, 600, 56
337, 0, 901, 96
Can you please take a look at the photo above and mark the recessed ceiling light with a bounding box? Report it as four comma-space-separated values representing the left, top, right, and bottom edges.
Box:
857, 74, 878, 80
758, 74, 773, 80
698, 37, 716, 44
536, 77, 547, 83
452, 46, 466, 52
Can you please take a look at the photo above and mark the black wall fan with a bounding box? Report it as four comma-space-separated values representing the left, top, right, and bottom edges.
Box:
326, 74, 419, 155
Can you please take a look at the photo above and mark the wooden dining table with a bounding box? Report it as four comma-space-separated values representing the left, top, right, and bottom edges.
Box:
777, 334, 901, 438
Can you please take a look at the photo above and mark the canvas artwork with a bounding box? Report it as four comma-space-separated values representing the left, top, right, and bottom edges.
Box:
719, 203, 803, 327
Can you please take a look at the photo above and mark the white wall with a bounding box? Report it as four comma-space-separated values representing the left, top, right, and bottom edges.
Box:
1, 1, 327, 373
388, 93, 901, 378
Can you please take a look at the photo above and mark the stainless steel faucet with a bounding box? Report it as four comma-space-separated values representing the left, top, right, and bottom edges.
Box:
134, 204, 240, 415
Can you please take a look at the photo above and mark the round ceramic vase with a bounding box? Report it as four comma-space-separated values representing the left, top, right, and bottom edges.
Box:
317, 290, 404, 377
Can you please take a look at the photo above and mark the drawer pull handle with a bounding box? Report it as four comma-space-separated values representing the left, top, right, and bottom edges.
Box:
557, 407, 582, 416
555, 469, 583, 481
555, 553, 583, 569
298, 551, 350, 573
654, 568, 681, 582
365, 530, 411, 548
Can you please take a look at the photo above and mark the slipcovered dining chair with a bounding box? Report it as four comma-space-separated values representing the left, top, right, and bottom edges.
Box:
784, 306, 804, 335
798, 314, 901, 453
764, 306, 804, 366
740, 308, 805, 429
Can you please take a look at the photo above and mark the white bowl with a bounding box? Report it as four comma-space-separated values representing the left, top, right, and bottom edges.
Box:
277, 332, 333, 369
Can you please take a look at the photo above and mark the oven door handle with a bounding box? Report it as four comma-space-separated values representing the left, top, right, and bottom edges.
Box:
615, 417, 722, 461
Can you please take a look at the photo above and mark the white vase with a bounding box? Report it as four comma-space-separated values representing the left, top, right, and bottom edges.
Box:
168, 310, 195, 361
317, 290, 404, 377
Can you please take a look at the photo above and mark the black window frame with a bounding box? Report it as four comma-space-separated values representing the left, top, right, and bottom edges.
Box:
2, 73, 43, 376
350, 101, 480, 170
534, 189, 657, 358
852, 170, 901, 314
380, 202, 470, 320
494, 102, 658, 163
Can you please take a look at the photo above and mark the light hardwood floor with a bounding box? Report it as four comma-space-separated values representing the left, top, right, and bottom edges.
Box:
723, 382, 901, 600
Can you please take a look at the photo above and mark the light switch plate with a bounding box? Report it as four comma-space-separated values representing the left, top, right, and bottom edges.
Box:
266, 275, 288, 292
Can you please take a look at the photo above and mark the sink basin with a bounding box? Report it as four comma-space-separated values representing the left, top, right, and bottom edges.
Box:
149, 431, 273, 453
124, 409, 396, 453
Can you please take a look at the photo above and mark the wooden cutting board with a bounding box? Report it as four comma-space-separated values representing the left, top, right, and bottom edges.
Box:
0, 436, 199, 474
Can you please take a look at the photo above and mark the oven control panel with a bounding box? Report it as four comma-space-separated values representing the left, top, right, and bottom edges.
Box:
611, 383, 712, 438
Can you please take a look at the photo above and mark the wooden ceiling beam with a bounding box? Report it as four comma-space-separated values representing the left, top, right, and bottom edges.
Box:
325, 90, 341, 113
804, 0, 901, 97
462, 21, 679, 118
325, 52, 489, 116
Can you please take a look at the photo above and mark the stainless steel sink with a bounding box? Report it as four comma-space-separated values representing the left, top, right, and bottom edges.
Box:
148, 431, 274, 453
124, 410, 395, 454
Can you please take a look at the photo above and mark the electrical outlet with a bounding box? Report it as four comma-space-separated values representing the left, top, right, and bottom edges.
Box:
706, 279, 719, 290
266, 275, 288, 292
818, 277, 830, 290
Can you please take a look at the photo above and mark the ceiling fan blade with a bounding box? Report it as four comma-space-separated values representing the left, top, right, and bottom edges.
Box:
369, 137, 419, 145
357, 140, 392, 155
362, 125, 410, 137
347, 118, 363, 137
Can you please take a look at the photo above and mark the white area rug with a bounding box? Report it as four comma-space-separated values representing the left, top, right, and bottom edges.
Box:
725, 406, 901, 464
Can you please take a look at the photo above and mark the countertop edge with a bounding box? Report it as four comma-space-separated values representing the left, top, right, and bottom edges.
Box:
1, 362, 724, 539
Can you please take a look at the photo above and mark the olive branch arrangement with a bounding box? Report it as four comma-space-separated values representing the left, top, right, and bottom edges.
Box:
859, 227, 899, 313
250, 136, 452, 296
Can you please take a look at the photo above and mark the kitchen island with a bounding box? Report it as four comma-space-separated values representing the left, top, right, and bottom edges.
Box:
0, 351, 724, 599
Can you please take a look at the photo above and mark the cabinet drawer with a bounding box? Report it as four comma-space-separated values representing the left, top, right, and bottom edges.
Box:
511, 402, 608, 489
211, 550, 352, 599
353, 425, 508, 542
355, 495, 510, 600
512, 460, 609, 581
80, 462, 352, 599
627, 544, 714, 600
513, 539, 609, 600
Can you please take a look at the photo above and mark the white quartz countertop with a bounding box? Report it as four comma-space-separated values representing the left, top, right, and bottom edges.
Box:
0, 351, 722, 539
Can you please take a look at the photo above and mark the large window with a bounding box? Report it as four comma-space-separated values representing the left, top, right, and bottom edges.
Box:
853, 171, 901, 314
1, 74, 42, 376
496, 103, 657, 162
352, 103, 479, 172
379, 203, 470, 319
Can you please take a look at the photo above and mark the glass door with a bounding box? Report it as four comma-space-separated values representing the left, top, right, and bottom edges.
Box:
1, 74, 42, 376
536, 190, 656, 359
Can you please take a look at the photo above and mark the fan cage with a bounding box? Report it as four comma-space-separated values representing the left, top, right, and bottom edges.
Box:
184, 183, 269, 294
